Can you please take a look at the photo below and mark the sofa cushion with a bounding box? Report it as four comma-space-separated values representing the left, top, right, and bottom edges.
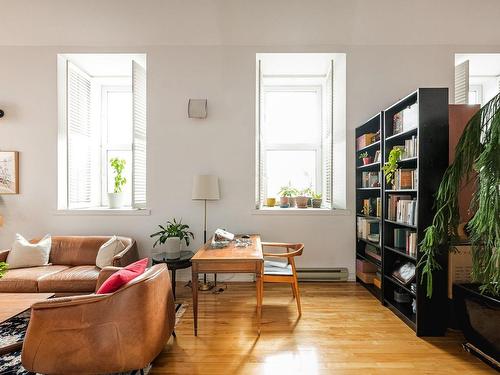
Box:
97, 258, 148, 294
0, 265, 69, 292
7, 234, 51, 269
95, 236, 125, 269
37, 265, 100, 293
46, 237, 110, 266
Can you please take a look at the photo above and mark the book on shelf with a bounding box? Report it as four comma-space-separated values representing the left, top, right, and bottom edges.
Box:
392, 104, 417, 135
373, 150, 381, 162
357, 217, 380, 240
387, 194, 417, 226
361, 171, 381, 188
402, 136, 418, 159
356, 133, 376, 149
365, 244, 381, 261
361, 197, 381, 217
392, 168, 417, 190
394, 228, 417, 257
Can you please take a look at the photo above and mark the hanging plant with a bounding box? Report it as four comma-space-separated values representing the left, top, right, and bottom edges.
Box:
419, 92, 500, 298
382, 146, 404, 185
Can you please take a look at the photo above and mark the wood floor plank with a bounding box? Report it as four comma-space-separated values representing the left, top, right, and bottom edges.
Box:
151, 282, 495, 375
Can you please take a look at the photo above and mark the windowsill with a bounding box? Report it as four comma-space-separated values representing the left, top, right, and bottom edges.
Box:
252, 207, 351, 216
54, 208, 151, 216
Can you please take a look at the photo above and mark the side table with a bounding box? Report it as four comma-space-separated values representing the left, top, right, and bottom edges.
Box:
152, 251, 194, 300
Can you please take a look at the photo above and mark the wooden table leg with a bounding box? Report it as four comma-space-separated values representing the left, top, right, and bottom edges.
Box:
192, 267, 198, 336
256, 264, 263, 335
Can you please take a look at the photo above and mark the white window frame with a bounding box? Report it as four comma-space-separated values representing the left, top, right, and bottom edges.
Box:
469, 84, 483, 105
261, 85, 323, 200
100, 85, 133, 207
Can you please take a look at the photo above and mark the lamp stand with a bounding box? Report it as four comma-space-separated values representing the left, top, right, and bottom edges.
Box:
199, 199, 216, 291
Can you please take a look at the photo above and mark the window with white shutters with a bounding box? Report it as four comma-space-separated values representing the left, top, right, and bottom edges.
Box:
58, 54, 147, 211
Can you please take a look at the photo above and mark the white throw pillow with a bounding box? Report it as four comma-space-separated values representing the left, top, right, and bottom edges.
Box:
95, 236, 126, 269
6, 234, 52, 269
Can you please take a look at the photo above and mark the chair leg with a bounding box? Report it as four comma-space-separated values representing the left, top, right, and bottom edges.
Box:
291, 283, 296, 299
172, 330, 176, 338
292, 278, 302, 316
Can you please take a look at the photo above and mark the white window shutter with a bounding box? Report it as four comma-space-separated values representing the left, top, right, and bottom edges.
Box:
321, 60, 334, 209
255, 59, 265, 208
67, 62, 92, 208
132, 60, 147, 209
455, 60, 469, 104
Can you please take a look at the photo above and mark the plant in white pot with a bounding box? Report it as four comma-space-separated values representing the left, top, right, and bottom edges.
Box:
150, 219, 194, 260
108, 158, 127, 209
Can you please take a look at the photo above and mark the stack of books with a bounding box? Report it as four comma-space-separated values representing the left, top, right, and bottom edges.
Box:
365, 244, 381, 262
356, 133, 376, 149
394, 228, 418, 257
362, 197, 381, 217
361, 171, 381, 188
387, 194, 418, 226
357, 217, 380, 241
392, 168, 417, 190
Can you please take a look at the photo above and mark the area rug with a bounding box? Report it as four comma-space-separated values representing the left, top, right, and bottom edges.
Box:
0, 303, 186, 375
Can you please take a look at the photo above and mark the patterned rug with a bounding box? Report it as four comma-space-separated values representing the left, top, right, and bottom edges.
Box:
0, 303, 186, 375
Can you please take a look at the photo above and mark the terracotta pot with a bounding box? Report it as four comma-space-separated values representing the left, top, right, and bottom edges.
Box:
279, 196, 289, 208
312, 198, 322, 208
295, 196, 308, 208
363, 157, 373, 165
288, 197, 297, 208
266, 198, 276, 207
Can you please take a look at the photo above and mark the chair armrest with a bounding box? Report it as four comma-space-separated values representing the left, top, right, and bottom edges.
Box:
112, 239, 139, 267
263, 249, 303, 258
0, 249, 9, 262
262, 242, 304, 258
95, 266, 121, 292
31, 294, 107, 310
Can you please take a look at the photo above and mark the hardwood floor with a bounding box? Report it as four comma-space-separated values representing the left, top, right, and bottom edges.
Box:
152, 282, 495, 374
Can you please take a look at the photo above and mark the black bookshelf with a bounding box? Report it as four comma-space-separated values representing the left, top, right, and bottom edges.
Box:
355, 112, 383, 302
381, 88, 449, 336
355, 88, 449, 337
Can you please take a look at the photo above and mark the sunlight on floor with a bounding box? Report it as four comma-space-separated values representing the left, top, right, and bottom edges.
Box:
263, 348, 319, 375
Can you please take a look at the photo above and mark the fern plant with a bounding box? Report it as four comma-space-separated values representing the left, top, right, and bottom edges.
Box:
419, 92, 500, 298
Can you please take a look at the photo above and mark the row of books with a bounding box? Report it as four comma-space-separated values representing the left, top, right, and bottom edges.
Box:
393, 104, 417, 135
361, 171, 381, 188
361, 197, 381, 217
391, 168, 417, 190
394, 228, 418, 257
401, 136, 418, 159
387, 194, 418, 226
356, 217, 380, 241
365, 244, 381, 262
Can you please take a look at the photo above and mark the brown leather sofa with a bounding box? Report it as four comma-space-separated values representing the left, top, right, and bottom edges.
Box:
0, 236, 139, 294
21, 263, 175, 375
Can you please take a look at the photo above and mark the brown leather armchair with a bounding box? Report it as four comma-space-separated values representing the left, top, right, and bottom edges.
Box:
21, 264, 175, 375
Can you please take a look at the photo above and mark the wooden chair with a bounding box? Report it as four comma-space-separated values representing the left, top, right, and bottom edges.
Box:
261, 242, 304, 315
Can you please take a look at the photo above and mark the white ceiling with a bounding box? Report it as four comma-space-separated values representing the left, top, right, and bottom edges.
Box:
61, 53, 146, 77
456, 53, 500, 76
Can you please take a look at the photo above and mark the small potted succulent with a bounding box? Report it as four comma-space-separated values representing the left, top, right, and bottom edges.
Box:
302, 187, 314, 207
150, 218, 194, 259
312, 192, 322, 208
278, 185, 295, 208
108, 158, 127, 209
359, 151, 373, 165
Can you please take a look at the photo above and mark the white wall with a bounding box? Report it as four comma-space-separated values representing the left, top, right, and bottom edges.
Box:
1, 1, 500, 280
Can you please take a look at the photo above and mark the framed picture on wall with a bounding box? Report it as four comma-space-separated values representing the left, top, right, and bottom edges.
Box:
0, 151, 19, 194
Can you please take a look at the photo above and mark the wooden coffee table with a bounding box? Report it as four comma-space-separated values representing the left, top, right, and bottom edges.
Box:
0, 293, 54, 354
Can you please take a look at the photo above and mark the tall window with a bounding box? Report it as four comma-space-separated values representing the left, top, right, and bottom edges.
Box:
58, 54, 147, 210
256, 53, 346, 210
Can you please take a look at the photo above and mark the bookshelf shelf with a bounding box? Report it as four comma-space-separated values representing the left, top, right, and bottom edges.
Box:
356, 252, 381, 268
357, 187, 381, 190
357, 237, 381, 249
384, 219, 417, 229
356, 88, 449, 337
384, 245, 417, 261
356, 140, 380, 152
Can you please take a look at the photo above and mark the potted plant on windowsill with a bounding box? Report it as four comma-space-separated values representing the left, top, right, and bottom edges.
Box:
296, 189, 309, 209
359, 151, 373, 165
108, 158, 127, 209
278, 185, 294, 208
150, 218, 194, 259
418, 93, 499, 363
312, 192, 322, 208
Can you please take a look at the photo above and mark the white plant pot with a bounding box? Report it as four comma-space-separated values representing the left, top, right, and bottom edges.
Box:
107, 193, 124, 209
165, 237, 181, 259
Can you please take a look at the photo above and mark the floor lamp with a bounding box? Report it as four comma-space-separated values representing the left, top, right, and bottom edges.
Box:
192, 174, 220, 291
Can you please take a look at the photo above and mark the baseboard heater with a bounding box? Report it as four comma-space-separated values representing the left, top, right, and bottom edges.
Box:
296, 268, 349, 281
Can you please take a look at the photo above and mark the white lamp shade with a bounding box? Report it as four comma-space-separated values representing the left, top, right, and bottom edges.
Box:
192, 175, 220, 200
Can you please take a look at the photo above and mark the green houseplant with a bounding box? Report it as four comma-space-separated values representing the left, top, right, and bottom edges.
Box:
108, 158, 127, 209
150, 218, 194, 259
382, 146, 404, 185
278, 184, 295, 208
359, 151, 373, 165
419, 93, 499, 298
312, 192, 322, 208
0, 262, 8, 278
